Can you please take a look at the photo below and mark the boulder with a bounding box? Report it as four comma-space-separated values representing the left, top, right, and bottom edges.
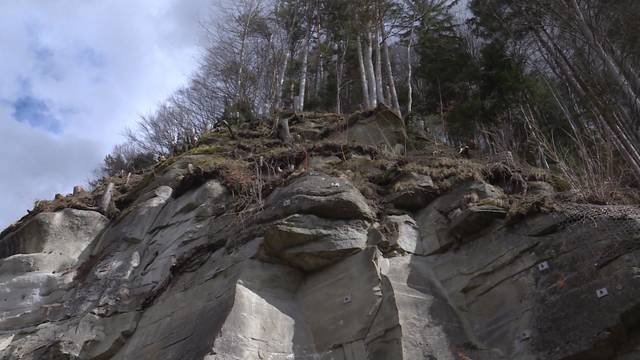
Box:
208, 261, 313, 360
0, 208, 108, 261
368, 255, 502, 360
75, 311, 141, 359
89, 180, 230, 315
298, 249, 383, 353
261, 172, 375, 222
329, 107, 407, 155
152, 180, 228, 227
379, 215, 421, 254
0, 209, 107, 331
263, 214, 370, 271
99, 186, 173, 246
415, 181, 506, 255
385, 172, 438, 211
449, 205, 508, 240
115, 246, 313, 360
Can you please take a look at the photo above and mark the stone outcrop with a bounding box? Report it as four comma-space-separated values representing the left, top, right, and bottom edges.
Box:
1, 111, 639, 360
329, 106, 407, 156
0, 209, 108, 332
385, 172, 438, 211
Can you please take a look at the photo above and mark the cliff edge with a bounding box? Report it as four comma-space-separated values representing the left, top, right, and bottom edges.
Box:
0, 108, 639, 359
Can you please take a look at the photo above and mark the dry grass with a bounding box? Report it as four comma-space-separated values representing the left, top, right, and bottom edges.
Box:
504, 196, 558, 226
9, 107, 636, 241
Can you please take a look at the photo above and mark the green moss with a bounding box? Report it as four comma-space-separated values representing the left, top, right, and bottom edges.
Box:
476, 197, 508, 208
402, 160, 484, 191
199, 130, 230, 145
188, 145, 227, 155
154, 155, 178, 173
505, 196, 558, 226
192, 155, 229, 170
549, 173, 572, 192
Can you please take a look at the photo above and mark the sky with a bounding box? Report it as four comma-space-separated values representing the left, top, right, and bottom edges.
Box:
0, 0, 212, 229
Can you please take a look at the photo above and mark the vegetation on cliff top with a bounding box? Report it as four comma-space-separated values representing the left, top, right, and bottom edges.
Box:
97, 0, 639, 206
6, 0, 638, 236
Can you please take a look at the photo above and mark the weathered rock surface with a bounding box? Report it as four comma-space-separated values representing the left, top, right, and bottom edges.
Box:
330, 106, 407, 156
260, 172, 376, 222
385, 172, 438, 211
415, 181, 506, 255
263, 214, 370, 271
0, 209, 108, 332
1, 132, 640, 360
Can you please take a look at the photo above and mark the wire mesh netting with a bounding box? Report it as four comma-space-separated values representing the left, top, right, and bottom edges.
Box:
552, 204, 640, 270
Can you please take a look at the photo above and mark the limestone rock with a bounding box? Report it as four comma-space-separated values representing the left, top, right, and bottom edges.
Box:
299, 249, 382, 353
371, 255, 502, 360
449, 204, 508, 240
425, 205, 640, 359
379, 215, 421, 253
415, 181, 506, 255
261, 172, 375, 222
0, 208, 108, 262
385, 172, 438, 211
263, 214, 370, 271
99, 185, 173, 246
330, 106, 407, 155
0, 209, 107, 332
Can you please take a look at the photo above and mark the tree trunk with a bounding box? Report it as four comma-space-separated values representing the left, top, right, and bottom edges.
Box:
276, 115, 292, 143
568, 0, 640, 115
296, 26, 312, 112
336, 42, 345, 114
236, 4, 259, 109
374, 27, 385, 105
536, 27, 640, 183
384, 85, 390, 106
268, 61, 278, 114
315, 22, 324, 99
317, 52, 324, 98
275, 51, 290, 112
407, 27, 414, 114
356, 35, 371, 110
290, 82, 295, 107
437, 77, 446, 142
383, 38, 401, 116
236, 31, 248, 107
365, 30, 378, 108
609, 43, 640, 105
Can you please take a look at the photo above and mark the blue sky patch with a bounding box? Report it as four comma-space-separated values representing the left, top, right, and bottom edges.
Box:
12, 95, 62, 133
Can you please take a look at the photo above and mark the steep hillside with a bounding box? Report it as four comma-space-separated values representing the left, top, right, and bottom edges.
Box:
1, 108, 639, 359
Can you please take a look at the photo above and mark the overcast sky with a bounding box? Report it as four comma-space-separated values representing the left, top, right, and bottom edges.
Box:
0, 0, 212, 229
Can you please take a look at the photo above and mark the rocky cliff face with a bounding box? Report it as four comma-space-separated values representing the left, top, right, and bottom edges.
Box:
1, 109, 640, 360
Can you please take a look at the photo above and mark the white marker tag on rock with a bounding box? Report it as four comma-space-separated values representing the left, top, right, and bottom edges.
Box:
537, 261, 550, 272
596, 288, 609, 298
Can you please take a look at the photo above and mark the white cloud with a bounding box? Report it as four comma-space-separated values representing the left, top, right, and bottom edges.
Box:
0, 0, 212, 229
0, 109, 103, 224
